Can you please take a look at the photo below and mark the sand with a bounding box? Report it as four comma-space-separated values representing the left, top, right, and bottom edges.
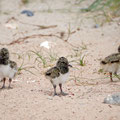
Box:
0, 0, 120, 120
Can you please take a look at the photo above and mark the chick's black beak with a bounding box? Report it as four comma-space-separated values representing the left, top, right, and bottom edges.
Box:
68, 64, 72, 67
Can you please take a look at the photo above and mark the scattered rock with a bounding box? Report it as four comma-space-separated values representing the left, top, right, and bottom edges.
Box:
104, 93, 120, 105
94, 24, 99, 28
27, 80, 36, 83
21, 10, 34, 17
47, 96, 53, 100
5, 23, 18, 29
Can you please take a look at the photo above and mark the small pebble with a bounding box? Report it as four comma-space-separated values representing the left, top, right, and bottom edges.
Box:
21, 10, 34, 17
47, 96, 53, 100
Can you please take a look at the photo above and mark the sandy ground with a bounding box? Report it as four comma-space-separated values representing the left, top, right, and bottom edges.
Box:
0, 0, 120, 120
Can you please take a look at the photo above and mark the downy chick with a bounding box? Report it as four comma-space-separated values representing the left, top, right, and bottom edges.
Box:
100, 46, 120, 82
45, 57, 72, 96
0, 48, 17, 89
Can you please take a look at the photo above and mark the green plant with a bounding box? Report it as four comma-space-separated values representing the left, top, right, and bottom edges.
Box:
30, 50, 47, 68
78, 55, 86, 66
47, 51, 58, 62
17, 57, 37, 76
21, 0, 29, 4
83, 0, 120, 14
68, 50, 86, 66
12, 52, 37, 75
98, 68, 103, 73
71, 42, 87, 58
80, 42, 87, 50
79, 0, 120, 25
18, 64, 36, 76
114, 74, 120, 80
84, 0, 103, 12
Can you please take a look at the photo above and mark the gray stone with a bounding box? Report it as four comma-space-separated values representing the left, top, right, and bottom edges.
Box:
104, 93, 120, 105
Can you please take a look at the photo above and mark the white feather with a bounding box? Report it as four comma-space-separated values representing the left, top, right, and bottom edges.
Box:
0, 64, 17, 79
52, 72, 69, 85
101, 63, 120, 73
40, 41, 50, 49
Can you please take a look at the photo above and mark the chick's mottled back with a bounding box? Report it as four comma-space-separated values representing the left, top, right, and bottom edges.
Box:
45, 67, 60, 79
101, 53, 120, 64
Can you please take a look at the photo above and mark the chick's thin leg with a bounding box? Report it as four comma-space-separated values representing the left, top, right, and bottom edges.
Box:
8, 78, 12, 89
109, 72, 113, 82
59, 83, 68, 96
1, 78, 6, 89
53, 85, 57, 96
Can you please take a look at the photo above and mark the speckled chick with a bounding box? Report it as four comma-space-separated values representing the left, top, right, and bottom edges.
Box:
45, 57, 72, 96
100, 45, 120, 82
0, 48, 17, 89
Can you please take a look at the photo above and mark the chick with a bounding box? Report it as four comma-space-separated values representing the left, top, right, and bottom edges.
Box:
100, 46, 120, 82
0, 48, 17, 89
45, 57, 72, 96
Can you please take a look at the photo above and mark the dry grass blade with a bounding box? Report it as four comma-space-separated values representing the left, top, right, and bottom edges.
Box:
6, 17, 57, 30
0, 32, 77, 46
